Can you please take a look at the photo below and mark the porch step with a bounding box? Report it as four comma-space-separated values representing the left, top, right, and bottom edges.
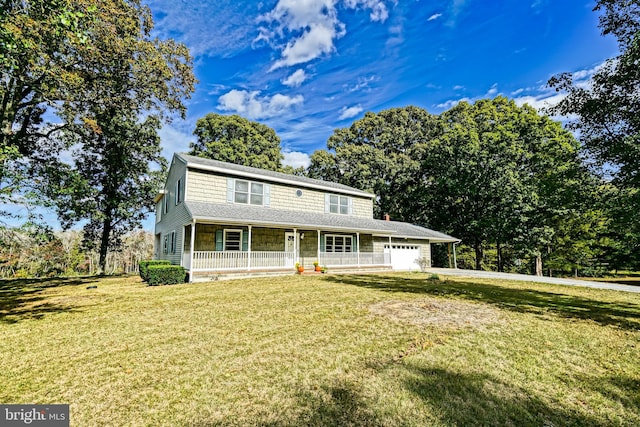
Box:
190, 265, 392, 282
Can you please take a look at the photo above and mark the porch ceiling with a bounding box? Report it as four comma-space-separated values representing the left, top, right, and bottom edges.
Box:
184, 201, 460, 243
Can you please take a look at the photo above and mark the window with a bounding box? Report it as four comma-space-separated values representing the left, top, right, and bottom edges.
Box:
326, 194, 351, 215
156, 201, 162, 223
224, 229, 242, 251
229, 179, 268, 206
325, 235, 353, 253
163, 192, 169, 214
169, 231, 176, 254
175, 178, 183, 205
163, 235, 168, 254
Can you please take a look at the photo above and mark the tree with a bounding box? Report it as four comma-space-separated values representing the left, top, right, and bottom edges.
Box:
1, 0, 93, 216
37, 0, 195, 273
308, 106, 443, 220
421, 97, 591, 273
189, 114, 284, 171
549, 0, 640, 272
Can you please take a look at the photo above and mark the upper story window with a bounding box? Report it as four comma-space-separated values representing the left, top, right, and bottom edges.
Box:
227, 178, 270, 206
163, 192, 169, 214
175, 177, 184, 205
325, 194, 352, 215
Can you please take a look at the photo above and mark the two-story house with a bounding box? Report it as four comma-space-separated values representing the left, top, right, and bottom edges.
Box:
154, 153, 459, 281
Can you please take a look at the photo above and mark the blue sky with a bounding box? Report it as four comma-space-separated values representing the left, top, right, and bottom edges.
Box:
147, 0, 617, 169
6, 0, 619, 229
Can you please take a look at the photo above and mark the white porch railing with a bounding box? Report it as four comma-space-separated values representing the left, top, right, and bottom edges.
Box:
319, 252, 390, 266
188, 251, 295, 271
183, 251, 390, 271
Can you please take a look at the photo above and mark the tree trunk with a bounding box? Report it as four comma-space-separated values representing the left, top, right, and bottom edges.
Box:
98, 219, 112, 274
474, 239, 483, 270
534, 254, 543, 276
497, 241, 503, 272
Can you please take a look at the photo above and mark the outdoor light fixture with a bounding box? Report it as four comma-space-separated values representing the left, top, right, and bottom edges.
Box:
300, 232, 305, 239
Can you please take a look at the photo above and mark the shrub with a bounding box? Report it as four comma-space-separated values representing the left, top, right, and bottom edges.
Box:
147, 265, 186, 286
139, 260, 171, 281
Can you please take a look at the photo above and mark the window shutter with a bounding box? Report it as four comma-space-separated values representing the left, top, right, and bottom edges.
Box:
226, 178, 234, 203
242, 231, 248, 251
352, 236, 357, 252
348, 197, 353, 215
320, 233, 325, 252
324, 194, 330, 213
264, 184, 271, 207
215, 230, 223, 251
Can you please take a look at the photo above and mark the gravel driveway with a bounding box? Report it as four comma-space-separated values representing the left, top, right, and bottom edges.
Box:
425, 268, 640, 293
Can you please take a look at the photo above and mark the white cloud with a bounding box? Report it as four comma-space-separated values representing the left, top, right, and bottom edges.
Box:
339, 104, 363, 120
436, 97, 470, 110
258, 0, 390, 70
386, 24, 404, 47
453, 85, 465, 90
158, 123, 194, 162
282, 69, 309, 87
218, 89, 304, 119
485, 83, 499, 97
147, 0, 259, 57
346, 75, 378, 92
283, 151, 311, 168
427, 13, 442, 21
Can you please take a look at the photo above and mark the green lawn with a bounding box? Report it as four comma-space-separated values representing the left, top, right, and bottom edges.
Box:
1, 273, 639, 426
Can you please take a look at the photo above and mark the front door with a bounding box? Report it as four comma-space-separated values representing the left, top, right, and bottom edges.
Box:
285, 232, 296, 267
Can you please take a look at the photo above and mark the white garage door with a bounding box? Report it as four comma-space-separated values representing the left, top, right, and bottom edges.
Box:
385, 244, 421, 270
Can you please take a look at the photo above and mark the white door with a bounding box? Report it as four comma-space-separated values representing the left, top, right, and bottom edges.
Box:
388, 245, 421, 270
285, 232, 296, 267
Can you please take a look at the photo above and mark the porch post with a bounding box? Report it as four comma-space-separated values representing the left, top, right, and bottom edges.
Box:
317, 230, 321, 265
247, 225, 252, 270
388, 236, 392, 267
453, 242, 458, 269
189, 220, 196, 283
293, 228, 298, 265
356, 232, 360, 267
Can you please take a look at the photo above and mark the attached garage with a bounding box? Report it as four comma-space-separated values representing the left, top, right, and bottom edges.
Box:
385, 244, 422, 271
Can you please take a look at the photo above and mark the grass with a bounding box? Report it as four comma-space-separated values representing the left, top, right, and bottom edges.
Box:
1, 273, 639, 426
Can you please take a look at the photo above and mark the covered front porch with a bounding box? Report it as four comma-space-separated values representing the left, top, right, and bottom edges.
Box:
181, 222, 392, 277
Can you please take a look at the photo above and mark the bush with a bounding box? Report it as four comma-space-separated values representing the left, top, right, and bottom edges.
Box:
139, 260, 171, 281
147, 265, 186, 286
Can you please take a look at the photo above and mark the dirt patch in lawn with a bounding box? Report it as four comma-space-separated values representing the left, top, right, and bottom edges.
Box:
369, 299, 503, 329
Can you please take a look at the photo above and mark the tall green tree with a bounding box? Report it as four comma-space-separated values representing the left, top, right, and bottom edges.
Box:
549, 0, 640, 270
189, 114, 284, 171
38, 0, 195, 272
0, 0, 93, 216
308, 106, 443, 220
421, 97, 591, 273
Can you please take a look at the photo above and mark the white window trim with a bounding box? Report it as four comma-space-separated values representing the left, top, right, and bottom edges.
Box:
223, 229, 243, 251
175, 178, 183, 205
170, 231, 177, 254
228, 178, 270, 206
163, 193, 169, 214
326, 194, 353, 215
324, 234, 353, 253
